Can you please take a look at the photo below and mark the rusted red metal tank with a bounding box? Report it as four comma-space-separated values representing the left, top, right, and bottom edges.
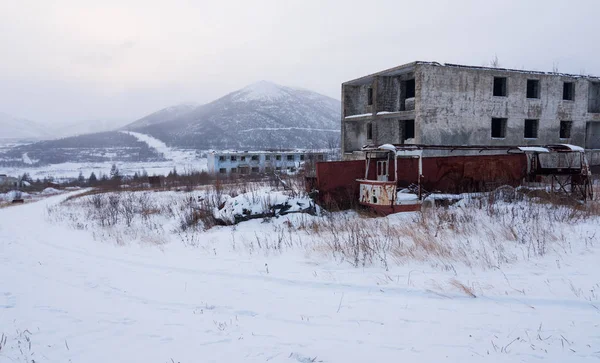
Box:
312, 154, 528, 210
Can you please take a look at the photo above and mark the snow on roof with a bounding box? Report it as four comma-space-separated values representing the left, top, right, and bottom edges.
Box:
209, 149, 328, 155
557, 144, 585, 152
438, 63, 600, 80
378, 144, 396, 152
345, 113, 372, 119
518, 146, 550, 153
344, 61, 600, 85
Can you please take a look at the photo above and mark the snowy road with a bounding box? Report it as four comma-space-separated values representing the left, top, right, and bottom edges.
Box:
1, 193, 599, 362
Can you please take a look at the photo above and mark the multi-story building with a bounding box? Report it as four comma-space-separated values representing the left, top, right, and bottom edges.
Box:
207, 150, 326, 175
341, 61, 600, 159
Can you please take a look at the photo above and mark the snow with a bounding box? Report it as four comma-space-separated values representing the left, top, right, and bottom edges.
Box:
396, 191, 419, 201
559, 144, 585, 152
518, 146, 550, 153
121, 131, 198, 163
0, 159, 208, 181
378, 143, 396, 152
344, 113, 372, 119
0, 190, 30, 201
21, 152, 37, 164
235, 80, 289, 102
1, 191, 599, 362
214, 189, 318, 224
41, 187, 61, 195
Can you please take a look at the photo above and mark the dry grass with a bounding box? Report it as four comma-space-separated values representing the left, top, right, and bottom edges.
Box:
47, 179, 600, 269
449, 278, 477, 298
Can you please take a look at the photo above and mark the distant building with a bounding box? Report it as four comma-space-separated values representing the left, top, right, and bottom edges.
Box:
341, 61, 600, 159
207, 150, 327, 175
0, 174, 20, 188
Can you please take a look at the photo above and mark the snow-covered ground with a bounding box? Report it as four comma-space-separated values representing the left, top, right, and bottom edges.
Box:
1, 191, 599, 362
0, 159, 207, 181
121, 131, 198, 163
0, 132, 205, 180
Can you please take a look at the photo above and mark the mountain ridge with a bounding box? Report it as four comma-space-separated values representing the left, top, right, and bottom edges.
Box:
124, 80, 341, 150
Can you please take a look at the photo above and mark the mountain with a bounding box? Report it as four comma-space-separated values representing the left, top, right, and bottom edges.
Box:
0, 131, 165, 167
50, 118, 130, 138
124, 103, 200, 130
0, 112, 51, 141
124, 81, 341, 150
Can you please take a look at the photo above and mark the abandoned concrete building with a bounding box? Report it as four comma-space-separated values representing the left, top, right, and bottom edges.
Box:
207, 150, 326, 175
341, 61, 600, 160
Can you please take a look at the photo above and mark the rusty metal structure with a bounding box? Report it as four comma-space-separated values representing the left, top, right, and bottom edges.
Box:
521, 144, 594, 201
355, 143, 593, 214
308, 143, 593, 213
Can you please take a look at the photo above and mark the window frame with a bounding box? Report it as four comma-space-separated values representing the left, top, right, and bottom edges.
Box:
524, 119, 539, 139
559, 120, 573, 139
562, 82, 575, 101
493, 77, 508, 97
526, 79, 541, 99
491, 117, 507, 139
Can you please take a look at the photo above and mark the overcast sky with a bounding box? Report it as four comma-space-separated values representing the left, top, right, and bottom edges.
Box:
0, 0, 598, 125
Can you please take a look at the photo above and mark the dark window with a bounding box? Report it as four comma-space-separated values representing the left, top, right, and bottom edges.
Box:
366, 122, 373, 140
524, 119, 539, 138
493, 77, 507, 97
367, 87, 373, 105
286, 155, 294, 161
230, 168, 238, 173
527, 79, 540, 99
251, 155, 259, 161
563, 82, 575, 101
317, 155, 324, 161
275, 167, 282, 171
251, 167, 259, 173
265, 155, 271, 161
241, 155, 246, 161
219, 156, 226, 161
405, 79, 415, 98
300, 154, 305, 161
276, 155, 282, 161
589, 82, 600, 113
560, 121, 572, 139
404, 120, 415, 140
219, 168, 226, 174
230, 156, 237, 161
491, 118, 507, 138
265, 167, 273, 173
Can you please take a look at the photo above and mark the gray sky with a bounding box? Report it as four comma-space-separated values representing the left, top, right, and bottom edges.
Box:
1, 0, 598, 125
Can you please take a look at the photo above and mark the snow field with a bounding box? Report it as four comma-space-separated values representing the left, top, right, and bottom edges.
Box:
1, 188, 599, 362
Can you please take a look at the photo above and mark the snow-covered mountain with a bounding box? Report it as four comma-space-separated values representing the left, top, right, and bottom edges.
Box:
0, 112, 51, 141
51, 118, 130, 138
124, 81, 341, 150
124, 103, 200, 130
0, 112, 130, 141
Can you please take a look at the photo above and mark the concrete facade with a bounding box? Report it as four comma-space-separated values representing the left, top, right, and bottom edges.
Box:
342, 62, 600, 159
207, 150, 326, 175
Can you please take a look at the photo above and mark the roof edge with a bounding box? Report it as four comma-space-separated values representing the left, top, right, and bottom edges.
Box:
343, 61, 600, 85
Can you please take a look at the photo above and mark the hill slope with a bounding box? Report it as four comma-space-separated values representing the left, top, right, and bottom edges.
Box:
0, 112, 51, 141
125, 81, 340, 150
